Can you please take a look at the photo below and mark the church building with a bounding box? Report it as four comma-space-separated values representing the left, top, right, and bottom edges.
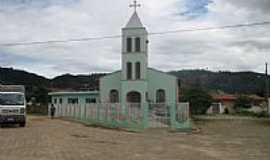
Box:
48, 2, 191, 130
49, 2, 180, 109
100, 8, 179, 105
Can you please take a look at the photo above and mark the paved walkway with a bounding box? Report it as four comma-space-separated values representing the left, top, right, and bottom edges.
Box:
1, 116, 270, 160
194, 115, 270, 120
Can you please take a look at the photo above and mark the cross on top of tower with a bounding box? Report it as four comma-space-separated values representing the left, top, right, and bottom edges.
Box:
129, 0, 141, 12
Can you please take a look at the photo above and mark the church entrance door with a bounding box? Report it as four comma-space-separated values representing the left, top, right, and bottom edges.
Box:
126, 91, 141, 103
126, 91, 142, 116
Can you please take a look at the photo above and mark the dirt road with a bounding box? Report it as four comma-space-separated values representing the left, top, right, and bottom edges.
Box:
0, 116, 270, 160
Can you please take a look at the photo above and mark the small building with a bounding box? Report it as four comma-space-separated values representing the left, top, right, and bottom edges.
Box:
210, 94, 266, 114
207, 102, 224, 114
49, 91, 99, 106
212, 95, 237, 114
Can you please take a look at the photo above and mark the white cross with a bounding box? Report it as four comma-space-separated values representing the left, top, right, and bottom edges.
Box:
129, 0, 141, 12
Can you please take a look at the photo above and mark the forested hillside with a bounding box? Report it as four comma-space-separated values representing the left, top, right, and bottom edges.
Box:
1, 67, 269, 104
0, 67, 105, 103
170, 70, 269, 96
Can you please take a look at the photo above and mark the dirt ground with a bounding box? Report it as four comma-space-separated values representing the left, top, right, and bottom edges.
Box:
0, 116, 270, 160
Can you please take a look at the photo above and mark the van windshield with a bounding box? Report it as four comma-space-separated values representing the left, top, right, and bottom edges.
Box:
0, 93, 24, 105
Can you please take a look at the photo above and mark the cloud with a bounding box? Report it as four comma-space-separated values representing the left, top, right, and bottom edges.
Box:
0, 0, 269, 78
230, 40, 270, 51
0, 0, 79, 11
224, 0, 270, 14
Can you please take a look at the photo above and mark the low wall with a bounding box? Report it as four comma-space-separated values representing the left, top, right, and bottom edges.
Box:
48, 103, 192, 131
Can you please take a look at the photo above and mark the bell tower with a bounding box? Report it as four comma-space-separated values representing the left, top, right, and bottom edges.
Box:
121, 1, 148, 81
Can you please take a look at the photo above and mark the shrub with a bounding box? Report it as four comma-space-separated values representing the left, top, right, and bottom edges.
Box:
237, 110, 270, 118
254, 111, 270, 118
234, 95, 252, 112
181, 89, 213, 115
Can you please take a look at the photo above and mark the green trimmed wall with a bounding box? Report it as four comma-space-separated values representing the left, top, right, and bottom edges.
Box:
49, 92, 99, 106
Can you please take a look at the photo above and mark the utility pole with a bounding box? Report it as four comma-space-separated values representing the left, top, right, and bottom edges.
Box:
266, 62, 269, 113
0, 66, 3, 85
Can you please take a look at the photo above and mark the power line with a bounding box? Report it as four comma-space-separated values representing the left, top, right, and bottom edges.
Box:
0, 21, 270, 47
151, 21, 270, 35
0, 35, 122, 47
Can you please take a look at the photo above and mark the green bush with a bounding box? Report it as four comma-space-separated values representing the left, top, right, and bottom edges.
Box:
234, 96, 252, 112
237, 110, 255, 116
181, 89, 213, 115
237, 110, 270, 118
254, 111, 270, 118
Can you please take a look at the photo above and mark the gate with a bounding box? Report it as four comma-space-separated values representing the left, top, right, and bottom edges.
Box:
148, 103, 170, 128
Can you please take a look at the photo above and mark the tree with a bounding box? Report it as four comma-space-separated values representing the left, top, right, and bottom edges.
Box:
27, 86, 49, 105
234, 95, 252, 112
181, 89, 213, 115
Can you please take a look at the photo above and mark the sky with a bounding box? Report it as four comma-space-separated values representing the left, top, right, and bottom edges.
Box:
0, 0, 269, 78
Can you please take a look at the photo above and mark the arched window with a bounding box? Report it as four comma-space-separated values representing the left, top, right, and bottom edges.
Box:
59, 98, 63, 104
110, 90, 119, 103
127, 37, 132, 52
126, 91, 141, 103
156, 89, 166, 103
54, 98, 57, 104
135, 37, 141, 52
135, 62, 141, 79
68, 98, 78, 104
127, 62, 132, 80
126, 91, 141, 108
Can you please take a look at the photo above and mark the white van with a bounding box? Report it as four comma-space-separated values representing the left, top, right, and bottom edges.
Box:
0, 86, 26, 127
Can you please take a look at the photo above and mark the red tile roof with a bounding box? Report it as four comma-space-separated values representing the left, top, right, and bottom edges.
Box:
213, 95, 237, 101
213, 95, 265, 102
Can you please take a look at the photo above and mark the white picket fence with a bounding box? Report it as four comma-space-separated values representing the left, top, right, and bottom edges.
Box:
48, 103, 191, 129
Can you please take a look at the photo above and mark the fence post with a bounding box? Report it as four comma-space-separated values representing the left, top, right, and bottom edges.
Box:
78, 104, 80, 120
68, 104, 70, 117
64, 104, 66, 117
84, 104, 87, 122
55, 104, 58, 117
97, 103, 101, 122
58, 104, 61, 117
79, 104, 82, 120
73, 105, 75, 118
141, 103, 149, 129
74, 105, 76, 119
76, 104, 78, 119
169, 103, 177, 129
60, 104, 62, 117
111, 103, 117, 126
187, 102, 191, 120
48, 104, 51, 118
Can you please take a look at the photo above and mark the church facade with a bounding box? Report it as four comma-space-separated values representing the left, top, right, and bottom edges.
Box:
100, 11, 179, 105
48, 7, 191, 130
48, 11, 180, 108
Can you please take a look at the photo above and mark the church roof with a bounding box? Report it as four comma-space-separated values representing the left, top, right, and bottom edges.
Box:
148, 68, 178, 79
125, 11, 144, 28
48, 91, 99, 96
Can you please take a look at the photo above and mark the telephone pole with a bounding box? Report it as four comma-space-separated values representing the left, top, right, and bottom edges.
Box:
0, 66, 3, 85
266, 62, 269, 113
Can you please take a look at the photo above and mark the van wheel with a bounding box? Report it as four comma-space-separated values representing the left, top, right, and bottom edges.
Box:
19, 122, 26, 127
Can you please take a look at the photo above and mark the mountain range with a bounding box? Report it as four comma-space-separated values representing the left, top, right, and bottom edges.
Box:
0, 67, 269, 103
